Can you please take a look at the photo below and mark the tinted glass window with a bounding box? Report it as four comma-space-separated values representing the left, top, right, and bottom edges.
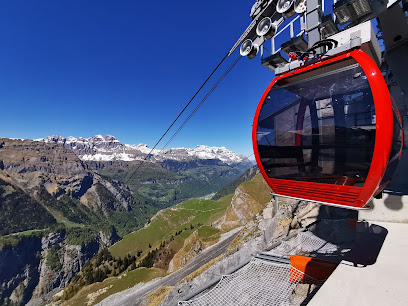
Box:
380, 99, 402, 186
257, 61, 376, 186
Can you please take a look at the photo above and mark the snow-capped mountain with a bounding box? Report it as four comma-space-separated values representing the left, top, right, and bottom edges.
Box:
37, 135, 248, 165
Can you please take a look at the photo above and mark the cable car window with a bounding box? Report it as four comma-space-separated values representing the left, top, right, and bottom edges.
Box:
380, 99, 403, 186
257, 62, 376, 186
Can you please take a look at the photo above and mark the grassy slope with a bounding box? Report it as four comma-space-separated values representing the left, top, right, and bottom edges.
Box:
98, 161, 246, 208
63, 174, 272, 305
197, 226, 221, 243
62, 196, 232, 306
212, 166, 259, 201
167, 229, 195, 251
62, 267, 166, 306
109, 195, 233, 258
240, 174, 272, 205
0, 178, 57, 235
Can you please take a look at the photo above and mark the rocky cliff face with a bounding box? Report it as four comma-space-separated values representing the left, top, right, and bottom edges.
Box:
0, 230, 118, 306
214, 174, 272, 230
0, 138, 135, 215
0, 137, 80, 181
167, 231, 214, 274
0, 138, 145, 305
0, 236, 42, 306
0, 137, 252, 305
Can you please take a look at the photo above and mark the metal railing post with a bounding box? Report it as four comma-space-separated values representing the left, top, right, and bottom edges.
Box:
274, 194, 278, 213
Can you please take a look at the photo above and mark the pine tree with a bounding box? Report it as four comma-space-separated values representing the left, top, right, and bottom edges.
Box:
104, 266, 111, 276
117, 257, 123, 267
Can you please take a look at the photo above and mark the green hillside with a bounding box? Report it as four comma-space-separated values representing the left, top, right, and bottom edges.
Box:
212, 166, 259, 201
96, 160, 247, 209
109, 195, 233, 258
62, 267, 166, 306
59, 172, 274, 306
0, 178, 56, 235
58, 195, 232, 305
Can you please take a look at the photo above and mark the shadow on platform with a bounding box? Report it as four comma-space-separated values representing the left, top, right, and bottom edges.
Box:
308, 206, 388, 266
343, 223, 388, 266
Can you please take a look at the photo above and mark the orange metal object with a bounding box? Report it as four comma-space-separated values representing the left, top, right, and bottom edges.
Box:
289, 255, 338, 282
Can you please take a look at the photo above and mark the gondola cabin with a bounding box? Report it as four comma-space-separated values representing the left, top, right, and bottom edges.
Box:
253, 50, 403, 209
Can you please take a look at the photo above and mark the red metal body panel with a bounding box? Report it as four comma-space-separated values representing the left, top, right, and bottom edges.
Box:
252, 50, 394, 209
351, 50, 393, 207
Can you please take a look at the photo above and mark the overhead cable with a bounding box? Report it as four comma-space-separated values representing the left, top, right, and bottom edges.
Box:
125, 53, 240, 184
160, 55, 241, 151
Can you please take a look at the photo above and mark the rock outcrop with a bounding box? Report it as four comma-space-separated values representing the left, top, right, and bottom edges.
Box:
0, 138, 135, 215
214, 174, 272, 230
0, 138, 137, 305
0, 230, 118, 306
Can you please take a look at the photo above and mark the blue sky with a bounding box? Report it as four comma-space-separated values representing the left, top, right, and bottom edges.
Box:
0, 1, 274, 156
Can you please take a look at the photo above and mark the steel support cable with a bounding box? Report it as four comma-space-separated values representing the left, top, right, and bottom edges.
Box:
132, 55, 244, 199
160, 55, 241, 151
134, 82, 311, 199
125, 52, 230, 184
125, 54, 241, 184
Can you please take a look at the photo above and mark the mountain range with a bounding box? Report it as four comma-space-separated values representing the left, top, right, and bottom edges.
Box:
37, 135, 248, 166
0, 136, 155, 305
0, 134, 253, 305
35, 135, 253, 206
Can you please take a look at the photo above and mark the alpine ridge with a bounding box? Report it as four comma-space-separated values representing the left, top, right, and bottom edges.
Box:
36, 135, 249, 166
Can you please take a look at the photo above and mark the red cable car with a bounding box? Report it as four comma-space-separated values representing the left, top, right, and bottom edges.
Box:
253, 50, 403, 209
